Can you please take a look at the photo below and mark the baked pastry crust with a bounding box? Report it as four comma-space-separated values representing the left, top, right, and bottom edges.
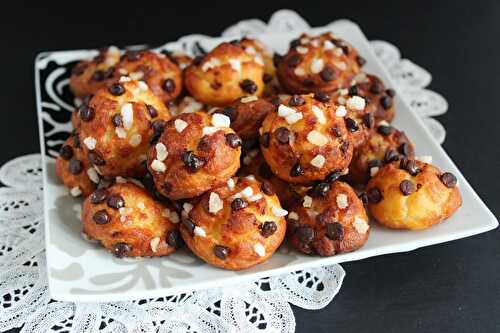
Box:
82, 182, 180, 257
260, 93, 353, 184
179, 177, 287, 270
366, 160, 462, 230
78, 79, 171, 178
184, 42, 265, 106
287, 181, 370, 256
147, 111, 241, 200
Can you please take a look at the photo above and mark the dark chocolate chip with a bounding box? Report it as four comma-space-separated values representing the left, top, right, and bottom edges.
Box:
90, 188, 108, 204
97, 177, 113, 190
91, 70, 105, 81
400, 180, 416, 196
356, 55, 366, 66
68, 159, 83, 175
400, 158, 421, 176
166, 230, 182, 248
263, 73, 273, 83
146, 104, 158, 118
93, 210, 109, 225
370, 82, 384, 94
358, 192, 369, 205
386, 88, 396, 97
348, 85, 359, 96
261, 181, 275, 195
362, 113, 374, 129
222, 106, 238, 122
290, 162, 304, 177
108, 83, 125, 96
107, 194, 125, 209
367, 187, 383, 203
319, 66, 335, 82
181, 151, 206, 172
240, 79, 257, 94
384, 149, 400, 163
182, 218, 196, 235
345, 118, 359, 132
231, 198, 248, 211
308, 182, 330, 198
225, 133, 242, 148
326, 171, 341, 183
151, 119, 166, 134
260, 132, 270, 148
368, 159, 383, 169
59, 145, 73, 160
440, 172, 457, 188
326, 222, 344, 240
398, 143, 412, 157
287, 54, 302, 68
297, 226, 314, 244
88, 151, 105, 166
113, 242, 131, 258
377, 125, 393, 136
288, 94, 305, 106
79, 105, 95, 122
314, 91, 330, 102
162, 78, 176, 93
213, 245, 230, 260
274, 127, 290, 144
112, 114, 123, 127
380, 96, 393, 110
261, 221, 278, 238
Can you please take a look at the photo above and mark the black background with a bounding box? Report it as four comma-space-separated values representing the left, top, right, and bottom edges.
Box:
2, 1, 499, 332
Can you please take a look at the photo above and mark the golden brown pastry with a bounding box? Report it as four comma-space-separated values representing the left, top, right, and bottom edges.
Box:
276, 32, 364, 94
114, 50, 182, 103
259, 93, 353, 184
366, 159, 462, 230
147, 111, 241, 200
82, 182, 181, 257
179, 176, 287, 270
55, 133, 97, 197
78, 78, 171, 178
70, 46, 121, 98
345, 73, 396, 123
215, 96, 275, 140
184, 42, 265, 106
348, 124, 414, 184
287, 180, 370, 256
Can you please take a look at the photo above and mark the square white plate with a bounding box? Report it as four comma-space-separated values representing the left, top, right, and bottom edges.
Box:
36, 19, 498, 302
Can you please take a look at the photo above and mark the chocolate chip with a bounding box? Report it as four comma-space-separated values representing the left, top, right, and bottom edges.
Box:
326, 222, 344, 240
231, 198, 248, 211
91, 70, 105, 81
181, 151, 206, 172
240, 79, 257, 94
368, 159, 383, 169
326, 171, 341, 183
260, 132, 270, 148
362, 113, 374, 129
93, 210, 109, 225
398, 143, 412, 157
290, 162, 304, 177
162, 78, 176, 93
97, 177, 113, 190
377, 125, 393, 136
261, 221, 278, 238
314, 91, 330, 102
367, 187, 383, 203
108, 83, 125, 96
274, 127, 290, 144
345, 118, 359, 132
112, 114, 123, 127
380, 96, 393, 110
79, 105, 95, 122
287, 54, 302, 68
222, 106, 238, 122
290, 38, 301, 48
318, 66, 335, 82
59, 145, 73, 160
225, 133, 242, 148
273, 53, 283, 67
297, 226, 314, 244
358, 192, 369, 205
348, 85, 359, 96
370, 82, 384, 94
356, 55, 366, 66
146, 104, 158, 118
68, 159, 83, 175
440, 172, 457, 188
113, 242, 131, 258
182, 218, 195, 235
308, 182, 330, 198
384, 149, 400, 163
261, 181, 275, 195
107, 194, 125, 209
151, 119, 166, 134
125, 50, 141, 61
166, 230, 182, 248
263, 73, 273, 83
90, 188, 108, 204
400, 180, 416, 196
386, 89, 396, 97
213, 245, 230, 260
88, 151, 105, 166
288, 94, 305, 106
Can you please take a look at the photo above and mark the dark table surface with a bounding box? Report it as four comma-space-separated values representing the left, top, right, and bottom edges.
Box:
3, 2, 499, 332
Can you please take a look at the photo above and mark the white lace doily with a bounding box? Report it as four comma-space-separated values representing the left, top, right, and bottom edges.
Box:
1, 9, 447, 333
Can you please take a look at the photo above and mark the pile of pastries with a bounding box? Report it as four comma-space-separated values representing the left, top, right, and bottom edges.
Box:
56, 32, 462, 270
